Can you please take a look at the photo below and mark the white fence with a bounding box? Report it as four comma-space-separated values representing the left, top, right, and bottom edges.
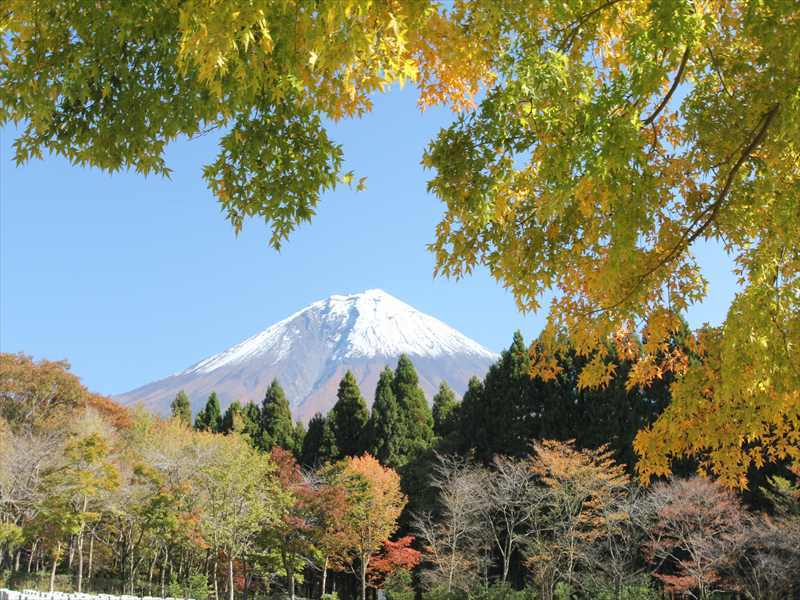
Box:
0, 590, 194, 600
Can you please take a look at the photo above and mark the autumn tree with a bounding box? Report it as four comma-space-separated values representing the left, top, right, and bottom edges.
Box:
330, 371, 369, 458
196, 433, 286, 600
413, 454, 490, 594
366, 536, 421, 591
527, 440, 630, 599
0, 353, 88, 431
33, 432, 120, 592
170, 391, 192, 427
421, 2, 800, 486
329, 454, 406, 600
261, 447, 320, 600
642, 476, 748, 599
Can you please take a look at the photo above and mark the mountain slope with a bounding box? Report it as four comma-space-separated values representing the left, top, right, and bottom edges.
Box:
116, 289, 499, 421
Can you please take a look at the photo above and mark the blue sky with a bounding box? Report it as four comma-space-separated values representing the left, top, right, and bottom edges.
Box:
0, 86, 738, 396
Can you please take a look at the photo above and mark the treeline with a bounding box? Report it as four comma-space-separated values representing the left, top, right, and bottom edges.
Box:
2, 329, 799, 600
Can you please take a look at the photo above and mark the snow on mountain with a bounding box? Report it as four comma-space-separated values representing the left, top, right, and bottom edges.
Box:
116, 289, 499, 421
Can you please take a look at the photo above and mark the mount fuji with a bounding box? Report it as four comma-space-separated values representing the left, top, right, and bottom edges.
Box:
116, 289, 499, 421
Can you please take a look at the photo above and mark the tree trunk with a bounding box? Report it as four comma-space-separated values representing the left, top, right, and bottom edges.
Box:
360, 554, 368, 600
320, 557, 328, 599
27, 540, 37, 573
88, 534, 94, 583
228, 557, 235, 600
213, 556, 219, 600
49, 545, 60, 593
161, 546, 168, 598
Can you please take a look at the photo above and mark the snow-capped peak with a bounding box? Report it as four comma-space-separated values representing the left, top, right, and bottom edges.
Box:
183, 289, 498, 375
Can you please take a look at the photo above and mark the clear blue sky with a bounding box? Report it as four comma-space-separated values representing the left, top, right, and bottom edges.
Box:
0, 86, 738, 396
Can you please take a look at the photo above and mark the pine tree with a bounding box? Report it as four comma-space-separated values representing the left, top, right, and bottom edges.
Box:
392, 354, 434, 463
368, 367, 404, 467
329, 371, 369, 457
221, 400, 244, 434
170, 390, 192, 426
432, 381, 458, 439
300, 413, 339, 467
259, 379, 296, 452
194, 391, 222, 433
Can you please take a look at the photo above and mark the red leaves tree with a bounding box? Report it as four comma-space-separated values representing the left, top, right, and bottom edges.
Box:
366, 535, 421, 589
642, 476, 748, 598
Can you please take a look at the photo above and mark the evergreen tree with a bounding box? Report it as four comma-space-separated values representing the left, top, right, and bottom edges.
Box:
478, 330, 534, 459
221, 400, 244, 434
456, 375, 486, 454
431, 381, 458, 439
241, 401, 261, 444
392, 354, 434, 463
170, 390, 192, 426
329, 371, 369, 457
292, 420, 306, 459
194, 391, 222, 433
368, 367, 404, 467
259, 379, 296, 452
300, 413, 339, 467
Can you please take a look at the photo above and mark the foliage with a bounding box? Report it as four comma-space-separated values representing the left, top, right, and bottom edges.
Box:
421, 0, 800, 486
0, 354, 90, 431
366, 536, 421, 589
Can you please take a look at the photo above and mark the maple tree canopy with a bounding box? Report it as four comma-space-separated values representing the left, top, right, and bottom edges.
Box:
2, 1, 798, 486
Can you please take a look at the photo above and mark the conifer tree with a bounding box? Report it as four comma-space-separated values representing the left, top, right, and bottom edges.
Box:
170, 390, 192, 427
329, 371, 368, 457
221, 400, 244, 434
368, 367, 404, 467
392, 355, 434, 463
300, 413, 339, 467
259, 379, 296, 452
292, 420, 306, 459
194, 392, 222, 433
432, 381, 458, 439
237, 401, 261, 445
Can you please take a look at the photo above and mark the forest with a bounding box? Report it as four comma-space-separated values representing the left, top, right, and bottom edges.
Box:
1, 330, 798, 600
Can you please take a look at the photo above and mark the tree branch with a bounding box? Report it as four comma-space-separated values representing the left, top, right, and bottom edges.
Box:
584, 102, 780, 317
642, 46, 691, 127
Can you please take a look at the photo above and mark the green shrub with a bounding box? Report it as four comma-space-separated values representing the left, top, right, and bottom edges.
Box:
320, 593, 339, 600
582, 576, 659, 600
384, 569, 415, 600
